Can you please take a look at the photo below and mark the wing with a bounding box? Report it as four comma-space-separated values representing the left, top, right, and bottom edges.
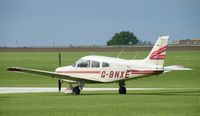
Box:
7, 67, 99, 83
164, 65, 192, 73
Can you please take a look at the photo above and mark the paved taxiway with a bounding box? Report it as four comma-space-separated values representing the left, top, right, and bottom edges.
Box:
0, 87, 199, 94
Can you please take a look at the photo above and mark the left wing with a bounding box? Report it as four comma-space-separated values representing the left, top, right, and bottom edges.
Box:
164, 65, 192, 73
7, 67, 100, 82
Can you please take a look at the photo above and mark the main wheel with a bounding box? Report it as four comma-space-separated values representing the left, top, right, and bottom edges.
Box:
72, 86, 80, 95
119, 87, 127, 94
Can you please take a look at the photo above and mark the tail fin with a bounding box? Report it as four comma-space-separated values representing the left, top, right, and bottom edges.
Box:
144, 36, 169, 67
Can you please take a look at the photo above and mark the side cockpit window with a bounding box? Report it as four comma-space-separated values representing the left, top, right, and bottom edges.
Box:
77, 60, 90, 68
91, 61, 100, 68
102, 62, 109, 67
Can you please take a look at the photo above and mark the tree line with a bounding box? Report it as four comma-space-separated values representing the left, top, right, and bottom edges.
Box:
107, 31, 152, 46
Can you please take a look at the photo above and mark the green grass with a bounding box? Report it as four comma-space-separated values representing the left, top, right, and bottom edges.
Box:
0, 51, 200, 88
0, 51, 200, 116
0, 90, 200, 116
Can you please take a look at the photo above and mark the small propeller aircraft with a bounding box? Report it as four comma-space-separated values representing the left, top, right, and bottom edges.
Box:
7, 36, 192, 95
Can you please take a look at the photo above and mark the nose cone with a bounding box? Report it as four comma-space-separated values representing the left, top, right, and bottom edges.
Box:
55, 67, 62, 73
55, 66, 73, 73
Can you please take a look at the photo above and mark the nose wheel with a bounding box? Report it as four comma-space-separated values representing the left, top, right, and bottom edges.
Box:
64, 81, 84, 95
72, 86, 81, 95
64, 85, 81, 95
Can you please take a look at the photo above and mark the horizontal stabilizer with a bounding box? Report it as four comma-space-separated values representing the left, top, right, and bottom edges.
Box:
164, 65, 193, 72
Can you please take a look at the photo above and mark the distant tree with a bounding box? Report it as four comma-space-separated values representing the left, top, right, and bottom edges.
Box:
107, 31, 138, 45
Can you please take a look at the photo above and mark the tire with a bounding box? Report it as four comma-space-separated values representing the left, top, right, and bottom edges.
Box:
72, 86, 80, 95
119, 87, 127, 94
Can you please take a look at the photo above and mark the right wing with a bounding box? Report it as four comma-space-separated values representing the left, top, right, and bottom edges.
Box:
7, 67, 100, 83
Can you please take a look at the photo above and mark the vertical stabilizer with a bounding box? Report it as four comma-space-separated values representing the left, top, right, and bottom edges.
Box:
144, 36, 169, 67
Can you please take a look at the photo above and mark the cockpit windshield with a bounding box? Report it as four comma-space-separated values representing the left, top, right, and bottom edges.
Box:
76, 59, 90, 68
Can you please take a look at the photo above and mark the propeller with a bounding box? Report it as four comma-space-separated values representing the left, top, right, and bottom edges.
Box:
58, 79, 62, 92
58, 52, 61, 67
58, 52, 62, 92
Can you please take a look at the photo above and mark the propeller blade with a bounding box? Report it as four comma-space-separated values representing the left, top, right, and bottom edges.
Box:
58, 79, 61, 92
58, 52, 62, 92
58, 52, 61, 67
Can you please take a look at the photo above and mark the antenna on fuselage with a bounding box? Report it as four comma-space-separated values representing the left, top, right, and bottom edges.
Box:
117, 48, 124, 58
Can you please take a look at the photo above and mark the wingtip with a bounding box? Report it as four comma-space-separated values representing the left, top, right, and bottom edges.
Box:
7, 67, 21, 71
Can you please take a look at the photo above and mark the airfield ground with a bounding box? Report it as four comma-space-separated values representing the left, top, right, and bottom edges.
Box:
0, 47, 200, 115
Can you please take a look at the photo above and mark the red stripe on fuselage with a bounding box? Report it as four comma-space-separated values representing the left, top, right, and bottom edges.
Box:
56, 71, 101, 74
129, 70, 164, 74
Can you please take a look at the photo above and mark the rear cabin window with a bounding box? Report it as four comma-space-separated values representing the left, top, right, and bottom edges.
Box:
77, 60, 90, 68
102, 62, 109, 67
91, 61, 100, 68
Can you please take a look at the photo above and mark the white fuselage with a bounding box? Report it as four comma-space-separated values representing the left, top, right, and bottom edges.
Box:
55, 55, 164, 83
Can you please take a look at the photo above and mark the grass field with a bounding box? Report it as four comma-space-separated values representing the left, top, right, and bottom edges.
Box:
0, 51, 200, 115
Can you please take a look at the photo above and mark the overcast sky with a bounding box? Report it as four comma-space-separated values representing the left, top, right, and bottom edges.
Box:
0, 0, 200, 47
